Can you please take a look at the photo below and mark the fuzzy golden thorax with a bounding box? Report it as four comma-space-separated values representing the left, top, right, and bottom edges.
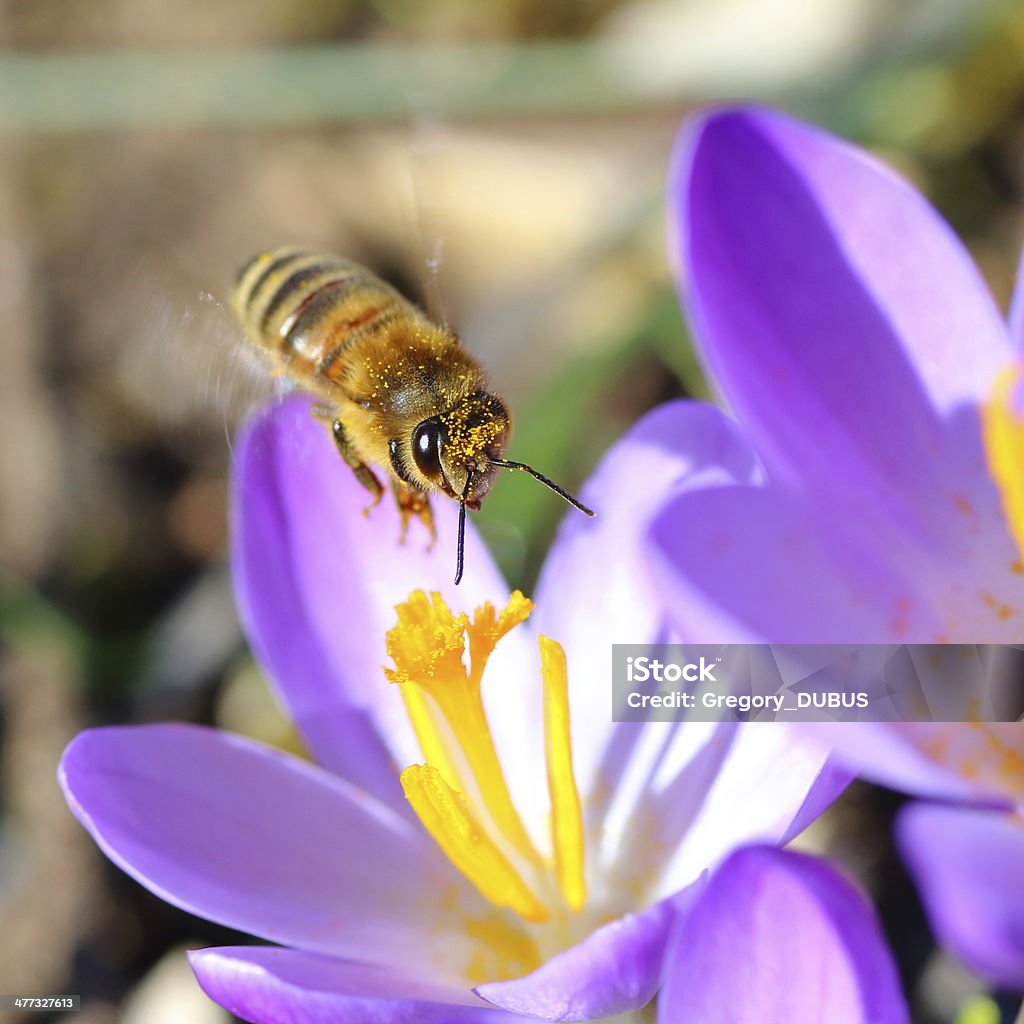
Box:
339, 319, 511, 502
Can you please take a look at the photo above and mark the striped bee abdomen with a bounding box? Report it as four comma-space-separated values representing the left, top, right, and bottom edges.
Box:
231, 247, 417, 381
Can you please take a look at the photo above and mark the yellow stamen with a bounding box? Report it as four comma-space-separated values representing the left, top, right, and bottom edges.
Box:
540, 637, 587, 912
467, 591, 534, 684
385, 591, 470, 794
401, 764, 549, 923
982, 363, 1024, 559
386, 589, 590, 928
386, 590, 540, 862
398, 685, 465, 794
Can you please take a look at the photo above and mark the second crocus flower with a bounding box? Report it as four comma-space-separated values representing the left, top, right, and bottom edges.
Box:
659, 104, 1024, 991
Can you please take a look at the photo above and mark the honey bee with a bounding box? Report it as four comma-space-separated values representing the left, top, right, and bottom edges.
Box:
232, 246, 595, 583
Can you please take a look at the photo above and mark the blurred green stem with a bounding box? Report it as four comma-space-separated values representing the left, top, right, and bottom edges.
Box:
0, 3, 1002, 135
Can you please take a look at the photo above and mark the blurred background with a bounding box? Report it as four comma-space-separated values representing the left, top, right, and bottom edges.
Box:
2, 1, 1024, 1021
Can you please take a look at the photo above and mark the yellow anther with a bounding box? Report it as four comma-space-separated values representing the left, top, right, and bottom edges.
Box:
467, 591, 535, 683
397, 683, 466, 797
385, 590, 469, 793
982, 363, 1024, 560
386, 591, 541, 862
540, 637, 587, 912
384, 590, 468, 688
387, 590, 589, 926
401, 765, 549, 923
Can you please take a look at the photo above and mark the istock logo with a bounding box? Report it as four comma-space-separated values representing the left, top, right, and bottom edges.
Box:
614, 643, 1024, 724
625, 655, 718, 683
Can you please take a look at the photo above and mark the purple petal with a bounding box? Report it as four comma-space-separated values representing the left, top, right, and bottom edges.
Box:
525, 401, 760, 814
779, 759, 853, 845
898, 803, 1024, 989
475, 896, 683, 1021
809, 722, 1016, 807
1011, 243, 1024, 346
535, 400, 761, 650
648, 483, 943, 642
189, 947, 511, 1024
660, 846, 909, 1024
232, 396, 516, 805
641, 722, 833, 900
670, 106, 1011, 569
60, 725, 488, 978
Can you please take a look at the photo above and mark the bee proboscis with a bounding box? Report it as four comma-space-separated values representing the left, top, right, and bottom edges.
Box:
232, 246, 595, 583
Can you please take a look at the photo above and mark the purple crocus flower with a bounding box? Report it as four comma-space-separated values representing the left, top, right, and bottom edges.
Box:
59, 392, 838, 1023
659, 105, 1024, 989
658, 105, 1021, 645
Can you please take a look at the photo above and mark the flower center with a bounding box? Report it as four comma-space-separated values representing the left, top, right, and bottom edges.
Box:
385, 590, 587, 928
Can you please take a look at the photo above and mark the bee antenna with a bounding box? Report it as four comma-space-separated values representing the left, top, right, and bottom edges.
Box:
491, 459, 596, 518
454, 473, 471, 586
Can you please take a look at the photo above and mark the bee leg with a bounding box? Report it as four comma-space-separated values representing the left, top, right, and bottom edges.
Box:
317, 411, 384, 515
392, 480, 436, 548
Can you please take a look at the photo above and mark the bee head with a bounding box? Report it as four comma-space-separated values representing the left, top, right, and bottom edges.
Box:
404, 388, 594, 587
410, 390, 510, 504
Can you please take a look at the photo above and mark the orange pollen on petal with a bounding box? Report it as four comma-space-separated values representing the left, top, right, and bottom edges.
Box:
981, 590, 1015, 620
916, 724, 1024, 802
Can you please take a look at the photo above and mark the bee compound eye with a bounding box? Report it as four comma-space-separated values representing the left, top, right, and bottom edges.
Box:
412, 418, 443, 480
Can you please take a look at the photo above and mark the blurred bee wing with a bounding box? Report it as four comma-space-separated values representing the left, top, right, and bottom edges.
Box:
116, 264, 289, 460
396, 120, 562, 364
401, 114, 457, 330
